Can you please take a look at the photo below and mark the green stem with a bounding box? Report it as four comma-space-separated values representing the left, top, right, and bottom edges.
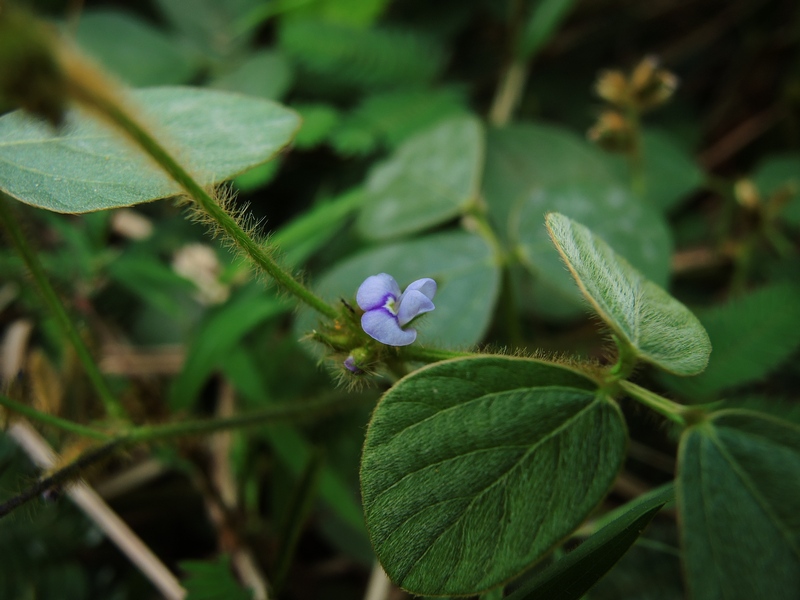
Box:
0, 393, 363, 518
0, 195, 126, 420
0, 393, 112, 441
67, 81, 338, 321
123, 395, 356, 444
618, 380, 686, 427
605, 336, 638, 383
626, 109, 646, 198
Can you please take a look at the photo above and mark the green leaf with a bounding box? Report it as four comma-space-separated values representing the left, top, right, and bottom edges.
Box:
291, 103, 341, 149
153, 0, 261, 58
0, 87, 299, 213
106, 252, 198, 317
279, 19, 445, 89
514, 182, 671, 320
518, 0, 578, 60
333, 87, 468, 152
546, 213, 711, 376
181, 555, 252, 600
357, 115, 483, 239
361, 356, 625, 596
219, 348, 368, 539
482, 122, 619, 243
282, 0, 390, 27
506, 484, 672, 600
678, 411, 800, 599
605, 129, 704, 213
295, 231, 500, 349
751, 153, 800, 226
169, 288, 290, 410
659, 283, 800, 400
209, 50, 294, 100
73, 10, 198, 87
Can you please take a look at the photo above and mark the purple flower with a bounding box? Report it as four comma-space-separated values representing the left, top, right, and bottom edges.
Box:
356, 273, 436, 346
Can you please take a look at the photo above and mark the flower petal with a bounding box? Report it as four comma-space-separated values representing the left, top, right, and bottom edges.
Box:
361, 309, 417, 346
356, 273, 400, 311
404, 278, 437, 300
396, 290, 435, 327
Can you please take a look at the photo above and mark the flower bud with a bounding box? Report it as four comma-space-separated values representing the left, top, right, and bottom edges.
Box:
734, 179, 761, 211
595, 70, 629, 107
587, 111, 636, 154
630, 56, 678, 112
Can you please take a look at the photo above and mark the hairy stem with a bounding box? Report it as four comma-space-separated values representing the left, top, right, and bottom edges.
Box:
65, 77, 338, 321
0, 194, 126, 420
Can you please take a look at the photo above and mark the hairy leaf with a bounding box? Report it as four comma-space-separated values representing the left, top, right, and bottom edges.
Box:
0, 87, 299, 213
361, 356, 625, 596
514, 182, 671, 320
678, 411, 800, 600
357, 115, 483, 239
506, 484, 672, 600
546, 213, 711, 375
659, 283, 800, 400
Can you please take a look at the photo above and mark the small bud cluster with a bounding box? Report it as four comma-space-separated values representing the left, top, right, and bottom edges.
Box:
589, 56, 678, 154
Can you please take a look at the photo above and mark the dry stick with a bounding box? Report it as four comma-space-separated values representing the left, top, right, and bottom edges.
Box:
7, 421, 185, 600
363, 562, 392, 600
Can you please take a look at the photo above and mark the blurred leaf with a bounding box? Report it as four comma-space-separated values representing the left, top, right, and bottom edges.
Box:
232, 159, 280, 191
153, 0, 262, 58
181, 555, 252, 600
106, 252, 198, 318
518, 0, 578, 60
272, 187, 365, 266
220, 348, 367, 538
280, 19, 445, 89
169, 288, 290, 410
296, 231, 500, 349
722, 397, 800, 426
514, 182, 671, 320
483, 123, 619, 242
659, 283, 800, 400
505, 484, 672, 600
605, 129, 704, 213
332, 87, 468, 152
361, 356, 623, 595
74, 10, 198, 87
210, 50, 294, 100
0, 87, 299, 213
281, 0, 390, 27
292, 102, 341, 149
546, 213, 711, 375
357, 115, 484, 239
751, 153, 800, 226
678, 410, 800, 600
